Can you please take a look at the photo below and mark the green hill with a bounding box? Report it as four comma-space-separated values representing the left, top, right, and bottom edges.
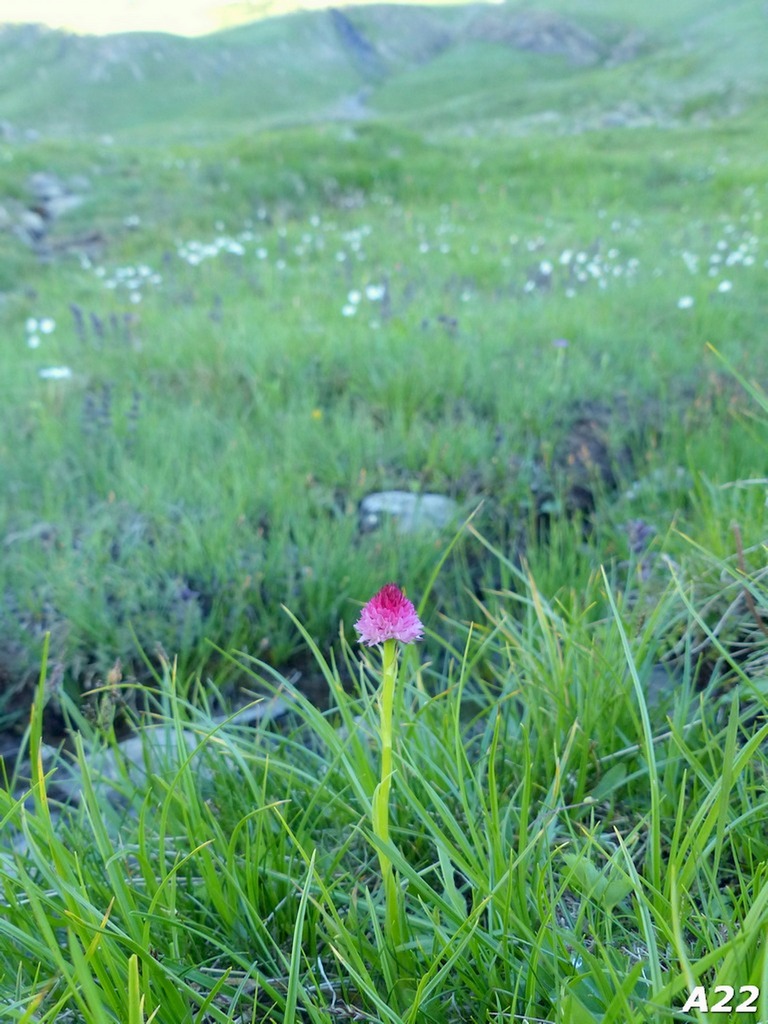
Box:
0, 0, 766, 140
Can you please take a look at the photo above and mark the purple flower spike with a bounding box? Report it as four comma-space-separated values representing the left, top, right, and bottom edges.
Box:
354, 583, 424, 647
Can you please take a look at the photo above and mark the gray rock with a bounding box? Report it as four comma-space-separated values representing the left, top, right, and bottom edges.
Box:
359, 490, 459, 534
15, 209, 46, 244
50, 694, 289, 805
11, 696, 288, 815
4, 695, 289, 865
44, 193, 84, 218
28, 171, 66, 201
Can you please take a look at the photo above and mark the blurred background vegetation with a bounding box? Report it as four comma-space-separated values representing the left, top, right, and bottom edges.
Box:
1, 0, 767, 734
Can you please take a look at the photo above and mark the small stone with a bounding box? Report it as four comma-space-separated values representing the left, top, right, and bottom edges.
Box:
16, 209, 46, 243
359, 491, 459, 534
28, 171, 66, 201
44, 193, 84, 218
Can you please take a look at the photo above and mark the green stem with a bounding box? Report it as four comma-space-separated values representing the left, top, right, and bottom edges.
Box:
372, 637, 401, 949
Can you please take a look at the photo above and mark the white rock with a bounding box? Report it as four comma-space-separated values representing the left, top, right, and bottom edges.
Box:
359, 491, 459, 534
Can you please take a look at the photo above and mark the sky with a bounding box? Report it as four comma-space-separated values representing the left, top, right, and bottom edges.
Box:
0, 0, 243, 35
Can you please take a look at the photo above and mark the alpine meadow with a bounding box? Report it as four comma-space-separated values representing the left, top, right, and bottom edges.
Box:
2, 1, 768, 1021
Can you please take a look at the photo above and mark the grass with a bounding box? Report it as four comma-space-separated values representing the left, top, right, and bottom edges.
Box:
3, 528, 768, 1021
3, 2, 768, 138
2, 114, 767, 714
2, 1, 768, 1017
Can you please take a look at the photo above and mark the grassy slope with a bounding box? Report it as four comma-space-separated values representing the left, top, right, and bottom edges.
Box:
0, 1, 765, 697
0, 1, 766, 137
1, 110, 766, 700
1, 5, 768, 1022
0, 15, 364, 136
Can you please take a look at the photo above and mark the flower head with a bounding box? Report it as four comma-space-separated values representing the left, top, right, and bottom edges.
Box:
354, 583, 424, 647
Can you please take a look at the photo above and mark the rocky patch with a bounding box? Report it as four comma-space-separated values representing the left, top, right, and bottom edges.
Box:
3, 169, 98, 256
467, 9, 603, 66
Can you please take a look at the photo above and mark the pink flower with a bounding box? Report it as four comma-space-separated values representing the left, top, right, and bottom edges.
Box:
354, 583, 424, 647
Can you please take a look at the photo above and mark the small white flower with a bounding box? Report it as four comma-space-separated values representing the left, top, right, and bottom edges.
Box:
256, 248, 268, 259
341, 304, 357, 317
27, 334, 40, 349
25, 317, 38, 333
677, 295, 695, 309
539, 260, 553, 276
130, 292, 142, 303
39, 366, 72, 380
347, 290, 361, 305
717, 280, 733, 293
365, 284, 386, 301
559, 249, 573, 265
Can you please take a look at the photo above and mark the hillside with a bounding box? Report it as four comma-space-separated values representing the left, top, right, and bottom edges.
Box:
0, 0, 766, 140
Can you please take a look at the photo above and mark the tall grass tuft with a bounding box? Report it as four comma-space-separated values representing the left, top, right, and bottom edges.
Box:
3, 515, 768, 1020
